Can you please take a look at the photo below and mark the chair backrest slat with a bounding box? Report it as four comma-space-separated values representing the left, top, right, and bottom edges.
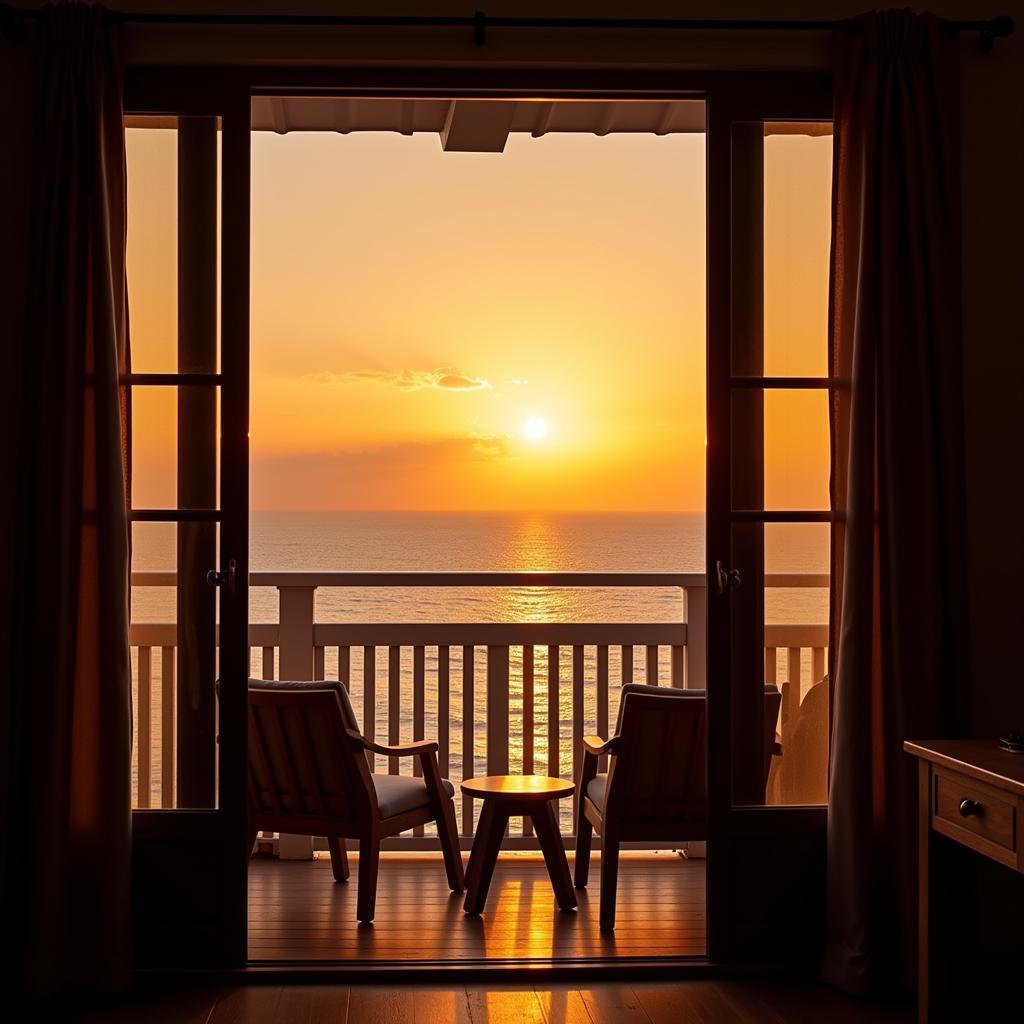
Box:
247, 680, 376, 826
270, 704, 305, 814
248, 708, 282, 814
292, 704, 328, 817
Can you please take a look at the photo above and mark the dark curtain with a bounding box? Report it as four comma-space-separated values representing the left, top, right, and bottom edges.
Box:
824, 11, 967, 995
1, 2, 132, 997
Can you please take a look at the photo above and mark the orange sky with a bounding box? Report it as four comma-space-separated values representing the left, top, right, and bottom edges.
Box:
126, 121, 831, 512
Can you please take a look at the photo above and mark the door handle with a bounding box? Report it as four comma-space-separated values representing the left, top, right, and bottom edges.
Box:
714, 560, 741, 596
206, 558, 237, 594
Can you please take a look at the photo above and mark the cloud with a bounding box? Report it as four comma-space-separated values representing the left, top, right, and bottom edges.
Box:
306, 367, 491, 392
435, 372, 489, 391
250, 434, 512, 509
332, 434, 511, 465
256, 433, 511, 477
469, 434, 510, 458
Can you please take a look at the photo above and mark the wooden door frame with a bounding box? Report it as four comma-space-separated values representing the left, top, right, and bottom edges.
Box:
217, 89, 253, 969
125, 62, 832, 973
126, 82, 251, 968
705, 85, 833, 962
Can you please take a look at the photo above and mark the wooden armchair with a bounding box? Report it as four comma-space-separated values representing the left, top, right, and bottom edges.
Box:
574, 683, 782, 931
247, 680, 464, 923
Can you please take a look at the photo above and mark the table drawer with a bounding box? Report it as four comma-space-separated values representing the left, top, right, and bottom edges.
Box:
933, 769, 1018, 855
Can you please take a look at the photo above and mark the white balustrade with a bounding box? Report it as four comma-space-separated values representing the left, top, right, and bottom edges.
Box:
129, 571, 828, 847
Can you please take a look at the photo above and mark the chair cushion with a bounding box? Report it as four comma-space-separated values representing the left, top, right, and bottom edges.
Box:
586, 773, 609, 811
372, 773, 455, 819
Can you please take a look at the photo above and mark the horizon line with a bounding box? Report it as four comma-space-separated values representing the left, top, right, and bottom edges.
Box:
248, 507, 708, 515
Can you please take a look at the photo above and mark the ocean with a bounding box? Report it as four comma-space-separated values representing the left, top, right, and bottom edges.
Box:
132, 510, 828, 622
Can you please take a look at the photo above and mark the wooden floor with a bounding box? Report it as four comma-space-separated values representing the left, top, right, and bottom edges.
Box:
248, 851, 706, 962
56, 981, 914, 1023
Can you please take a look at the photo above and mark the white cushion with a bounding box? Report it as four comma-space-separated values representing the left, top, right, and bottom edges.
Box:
372, 773, 455, 819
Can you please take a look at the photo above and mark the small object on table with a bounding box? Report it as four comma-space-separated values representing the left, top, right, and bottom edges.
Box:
998, 730, 1024, 753
461, 775, 577, 915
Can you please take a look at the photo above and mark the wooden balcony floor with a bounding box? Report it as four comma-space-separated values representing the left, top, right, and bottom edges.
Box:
248, 851, 705, 962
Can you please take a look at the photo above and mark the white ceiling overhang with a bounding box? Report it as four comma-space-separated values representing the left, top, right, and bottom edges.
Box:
249, 96, 707, 151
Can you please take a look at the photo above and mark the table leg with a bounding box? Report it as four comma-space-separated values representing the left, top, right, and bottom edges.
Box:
919, 761, 930, 1024
531, 799, 577, 911
463, 799, 507, 915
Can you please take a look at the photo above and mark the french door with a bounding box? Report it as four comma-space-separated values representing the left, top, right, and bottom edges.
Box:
126, 90, 251, 967
705, 78, 835, 962
122, 62, 834, 969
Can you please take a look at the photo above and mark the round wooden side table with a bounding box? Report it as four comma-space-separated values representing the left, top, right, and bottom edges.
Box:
460, 774, 577, 915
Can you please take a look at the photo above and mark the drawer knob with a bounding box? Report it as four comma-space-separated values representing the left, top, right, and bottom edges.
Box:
959, 798, 983, 818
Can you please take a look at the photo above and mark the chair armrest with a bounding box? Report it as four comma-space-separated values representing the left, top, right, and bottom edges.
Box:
577, 735, 614, 817
582, 734, 618, 757
416, 748, 456, 806
345, 729, 438, 758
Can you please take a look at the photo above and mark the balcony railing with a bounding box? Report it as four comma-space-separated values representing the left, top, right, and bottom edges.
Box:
129, 571, 828, 848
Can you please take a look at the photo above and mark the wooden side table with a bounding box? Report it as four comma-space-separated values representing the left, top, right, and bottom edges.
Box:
461, 775, 577, 915
904, 740, 1024, 1023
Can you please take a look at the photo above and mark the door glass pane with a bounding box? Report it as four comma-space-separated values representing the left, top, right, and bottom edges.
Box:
728, 521, 829, 807
729, 122, 832, 378
765, 389, 829, 510
763, 125, 832, 377
131, 385, 177, 509
130, 523, 176, 810
130, 517, 220, 810
129, 383, 222, 512
730, 389, 830, 511
764, 523, 829, 806
126, 122, 178, 373
126, 117, 222, 373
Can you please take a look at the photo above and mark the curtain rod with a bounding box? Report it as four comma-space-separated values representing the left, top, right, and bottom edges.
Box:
2, 7, 1015, 51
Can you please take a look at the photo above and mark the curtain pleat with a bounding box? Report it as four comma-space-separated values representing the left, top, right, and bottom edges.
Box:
3, 2, 132, 997
824, 10, 968, 996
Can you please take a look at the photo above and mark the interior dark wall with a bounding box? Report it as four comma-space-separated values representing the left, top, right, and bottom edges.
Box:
10, 0, 1024, 735
954, 5, 1024, 736
0, 18, 35, 914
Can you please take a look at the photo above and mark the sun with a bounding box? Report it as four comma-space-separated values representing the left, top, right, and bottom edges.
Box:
523, 416, 549, 442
